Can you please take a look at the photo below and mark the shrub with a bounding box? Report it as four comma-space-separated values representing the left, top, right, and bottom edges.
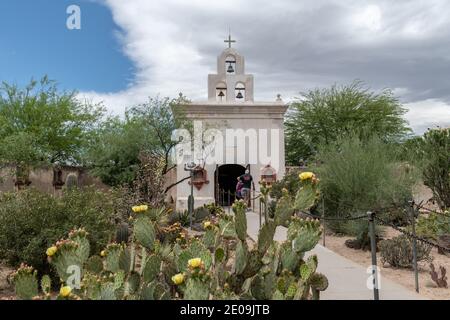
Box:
407, 128, 450, 210
316, 135, 417, 239
343, 219, 384, 251
379, 235, 432, 268
270, 170, 301, 201
0, 188, 116, 278
168, 207, 210, 227
415, 211, 450, 240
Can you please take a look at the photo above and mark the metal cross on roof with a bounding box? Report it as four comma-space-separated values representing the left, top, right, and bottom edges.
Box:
224, 32, 236, 48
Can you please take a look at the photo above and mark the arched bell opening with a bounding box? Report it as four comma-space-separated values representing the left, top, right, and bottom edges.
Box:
215, 82, 227, 102
235, 82, 246, 101
225, 55, 236, 75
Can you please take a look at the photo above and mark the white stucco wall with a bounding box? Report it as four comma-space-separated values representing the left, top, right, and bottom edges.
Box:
174, 102, 288, 211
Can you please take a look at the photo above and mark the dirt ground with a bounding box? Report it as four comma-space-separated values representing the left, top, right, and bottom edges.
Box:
323, 227, 450, 300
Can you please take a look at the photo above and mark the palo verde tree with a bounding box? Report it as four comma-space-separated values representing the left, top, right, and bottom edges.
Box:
285, 81, 411, 164
0, 76, 104, 173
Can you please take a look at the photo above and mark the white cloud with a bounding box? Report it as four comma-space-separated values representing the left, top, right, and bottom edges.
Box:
404, 99, 450, 134
79, 0, 450, 134
352, 4, 382, 32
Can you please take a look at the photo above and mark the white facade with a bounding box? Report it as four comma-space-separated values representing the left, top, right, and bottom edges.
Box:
174, 44, 288, 211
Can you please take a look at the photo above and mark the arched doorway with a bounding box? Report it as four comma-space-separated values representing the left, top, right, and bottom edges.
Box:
215, 164, 246, 206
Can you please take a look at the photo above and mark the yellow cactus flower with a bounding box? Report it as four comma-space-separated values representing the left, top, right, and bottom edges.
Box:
46, 246, 57, 257
188, 257, 202, 268
132, 204, 148, 213
203, 221, 211, 229
100, 250, 107, 257
171, 273, 185, 285
60, 286, 72, 297
299, 172, 315, 181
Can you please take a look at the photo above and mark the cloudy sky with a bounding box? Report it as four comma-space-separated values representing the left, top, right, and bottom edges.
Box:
1, 0, 449, 134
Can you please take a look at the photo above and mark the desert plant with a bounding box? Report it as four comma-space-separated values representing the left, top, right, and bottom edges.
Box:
115, 222, 131, 244
407, 128, 450, 210
203, 203, 225, 216
429, 263, 448, 288
415, 211, 450, 241
285, 81, 410, 164
0, 188, 116, 279
343, 218, 384, 251
12, 185, 327, 300
269, 169, 301, 201
379, 235, 432, 268
316, 135, 417, 245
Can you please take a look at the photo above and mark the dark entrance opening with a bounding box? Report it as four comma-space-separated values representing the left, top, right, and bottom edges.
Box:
215, 164, 246, 206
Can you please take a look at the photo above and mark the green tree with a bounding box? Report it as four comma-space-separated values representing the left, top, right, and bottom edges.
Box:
86, 96, 190, 187
285, 81, 411, 164
0, 76, 104, 169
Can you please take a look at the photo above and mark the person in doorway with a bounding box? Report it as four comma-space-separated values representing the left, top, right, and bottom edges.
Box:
236, 180, 244, 200
237, 169, 253, 207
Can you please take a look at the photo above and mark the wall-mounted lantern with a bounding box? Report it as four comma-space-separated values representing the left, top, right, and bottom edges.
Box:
260, 164, 277, 185
189, 165, 210, 190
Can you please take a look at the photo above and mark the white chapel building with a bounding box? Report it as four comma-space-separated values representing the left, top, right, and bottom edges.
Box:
173, 37, 288, 211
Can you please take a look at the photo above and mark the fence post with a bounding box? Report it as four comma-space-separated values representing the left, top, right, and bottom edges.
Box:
264, 201, 268, 224
322, 195, 326, 247
368, 211, 380, 300
409, 200, 419, 293
228, 191, 231, 214
259, 198, 262, 229
252, 188, 255, 211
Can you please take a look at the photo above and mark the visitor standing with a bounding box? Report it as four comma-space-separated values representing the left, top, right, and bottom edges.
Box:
236, 180, 244, 200
238, 169, 253, 207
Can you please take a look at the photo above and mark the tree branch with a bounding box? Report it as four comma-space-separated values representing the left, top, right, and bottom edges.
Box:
164, 175, 190, 194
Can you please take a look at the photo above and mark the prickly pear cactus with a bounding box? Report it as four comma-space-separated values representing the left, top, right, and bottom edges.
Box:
12, 264, 39, 300
234, 240, 248, 275
40, 275, 52, 296
274, 195, 294, 227
184, 278, 210, 300
10, 199, 328, 301
176, 240, 212, 273
257, 221, 276, 255
104, 243, 123, 273
232, 200, 248, 241
49, 239, 84, 282
134, 215, 156, 250
68, 228, 90, 263
143, 254, 161, 283
289, 217, 322, 253
294, 172, 320, 211
85, 255, 103, 274
280, 242, 301, 272
309, 273, 329, 300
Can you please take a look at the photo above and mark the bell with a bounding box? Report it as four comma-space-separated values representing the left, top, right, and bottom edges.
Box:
236, 90, 243, 99
218, 90, 225, 97
227, 64, 234, 73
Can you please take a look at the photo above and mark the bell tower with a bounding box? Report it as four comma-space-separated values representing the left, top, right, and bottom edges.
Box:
208, 33, 254, 103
